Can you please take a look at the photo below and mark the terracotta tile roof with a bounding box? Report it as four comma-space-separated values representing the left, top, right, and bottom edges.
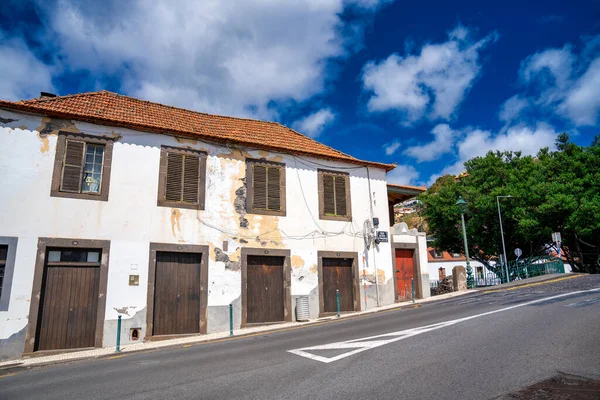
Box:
427, 247, 466, 262
0, 91, 396, 171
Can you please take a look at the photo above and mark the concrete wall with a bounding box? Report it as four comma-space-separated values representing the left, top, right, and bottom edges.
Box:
0, 109, 395, 359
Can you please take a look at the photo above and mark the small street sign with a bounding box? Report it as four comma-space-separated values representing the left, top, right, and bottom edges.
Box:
376, 231, 389, 243
514, 248, 522, 257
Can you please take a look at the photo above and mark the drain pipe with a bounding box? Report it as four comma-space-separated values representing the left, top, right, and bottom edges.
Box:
366, 167, 381, 308
372, 243, 380, 307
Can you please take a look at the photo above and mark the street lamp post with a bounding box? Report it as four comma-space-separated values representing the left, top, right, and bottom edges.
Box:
497, 195, 512, 283
456, 196, 473, 288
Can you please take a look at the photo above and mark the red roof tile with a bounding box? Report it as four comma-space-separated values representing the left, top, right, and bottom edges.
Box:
427, 247, 466, 262
0, 91, 396, 171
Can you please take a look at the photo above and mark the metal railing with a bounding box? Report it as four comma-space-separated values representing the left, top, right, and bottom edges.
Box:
475, 256, 565, 286
430, 256, 565, 292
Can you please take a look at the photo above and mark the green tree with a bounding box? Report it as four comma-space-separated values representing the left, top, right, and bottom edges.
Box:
419, 136, 600, 273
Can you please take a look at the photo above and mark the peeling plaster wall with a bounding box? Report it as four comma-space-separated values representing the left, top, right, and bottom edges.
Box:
0, 109, 394, 358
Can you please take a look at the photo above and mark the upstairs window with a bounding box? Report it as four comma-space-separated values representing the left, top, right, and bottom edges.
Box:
51, 132, 114, 201
158, 146, 207, 210
318, 170, 351, 221
246, 160, 286, 216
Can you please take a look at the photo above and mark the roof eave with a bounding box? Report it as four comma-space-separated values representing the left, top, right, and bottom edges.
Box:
0, 101, 396, 172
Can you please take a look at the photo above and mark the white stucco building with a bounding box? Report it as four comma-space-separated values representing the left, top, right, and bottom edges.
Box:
0, 91, 429, 361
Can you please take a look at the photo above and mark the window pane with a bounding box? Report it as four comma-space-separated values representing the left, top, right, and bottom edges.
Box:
81, 144, 104, 193
48, 250, 61, 262
60, 250, 87, 262
87, 251, 100, 263
0, 245, 7, 261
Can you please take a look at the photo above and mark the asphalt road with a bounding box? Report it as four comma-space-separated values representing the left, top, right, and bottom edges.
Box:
1, 275, 599, 400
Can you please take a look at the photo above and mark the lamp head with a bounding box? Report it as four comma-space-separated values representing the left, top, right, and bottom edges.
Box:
456, 196, 467, 213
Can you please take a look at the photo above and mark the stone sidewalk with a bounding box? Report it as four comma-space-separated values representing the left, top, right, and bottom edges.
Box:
0, 289, 471, 370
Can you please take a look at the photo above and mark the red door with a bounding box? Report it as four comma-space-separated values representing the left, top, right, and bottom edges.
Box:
395, 249, 415, 301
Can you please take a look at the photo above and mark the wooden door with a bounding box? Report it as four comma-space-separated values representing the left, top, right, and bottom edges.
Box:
36, 264, 100, 351
247, 255, 284, 323
395, 249, 415, 301
153, 252, 202, 335
322, 258, 354, 313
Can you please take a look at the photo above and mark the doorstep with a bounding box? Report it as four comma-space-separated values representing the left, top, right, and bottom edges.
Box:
0, 289, 472, 370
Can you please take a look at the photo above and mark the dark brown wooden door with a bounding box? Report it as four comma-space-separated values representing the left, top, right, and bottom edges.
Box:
247, 255, 284, 323
322, 258, 354, 313
36, 265, 100, 351
395, 249, 415, 301
153, 252, 202, 335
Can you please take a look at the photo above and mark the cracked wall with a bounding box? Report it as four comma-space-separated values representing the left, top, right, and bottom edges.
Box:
0, 108, 395, 359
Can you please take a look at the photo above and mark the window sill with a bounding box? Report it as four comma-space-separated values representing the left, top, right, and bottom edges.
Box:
319, 214, 352, 222
50, 190, 108, 202
246, 208, 286, 217
157, 200, 204, 211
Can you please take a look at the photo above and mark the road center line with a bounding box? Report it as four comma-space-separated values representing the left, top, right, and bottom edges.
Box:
288, 288, 600, 363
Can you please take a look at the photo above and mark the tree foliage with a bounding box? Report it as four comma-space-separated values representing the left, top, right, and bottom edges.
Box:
419, 135, 600, 273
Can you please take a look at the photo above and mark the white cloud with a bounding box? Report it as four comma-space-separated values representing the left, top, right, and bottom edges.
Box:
346, 0, 393, 9
499, 95, 530, 122
387, 164, 420, 186
517, 36, 600, 126
558, 58, 600, 125
1, 0, 391, 118
427, 122, 558, 185
361, 25, 497, 125
520, 46, 574, 105
383, 140, 401, 155
292, 108, 336, 138
0, 34, 54, 101
403, 124, 457, 162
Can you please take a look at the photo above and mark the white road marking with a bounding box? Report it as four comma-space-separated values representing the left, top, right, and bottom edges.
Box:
288, 288, 600, 363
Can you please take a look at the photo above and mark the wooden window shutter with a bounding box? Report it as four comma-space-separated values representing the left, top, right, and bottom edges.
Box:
253, 165, 268, 209
322, 174, 336, 215
165, 152, 201, 203
165, 152, 184, 201
61, 140, 85, 192
182, 156, 200, 203
334, 176, 347, 216
267, 166, 281, 211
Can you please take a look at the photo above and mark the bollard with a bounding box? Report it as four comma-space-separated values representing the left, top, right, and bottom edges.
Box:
229, 304, 233, 336
336, 289, 341, 318
116, 315, 122, 353
411, 278, 415, 303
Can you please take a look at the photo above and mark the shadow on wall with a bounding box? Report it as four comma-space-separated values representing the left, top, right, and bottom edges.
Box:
363, 278, 395, 310
103, 306, 147, 348
207, 296, 242, 334
0, 326, 27, 361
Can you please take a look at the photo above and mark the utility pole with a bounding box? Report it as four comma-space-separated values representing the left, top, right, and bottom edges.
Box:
497, 195, 512, 283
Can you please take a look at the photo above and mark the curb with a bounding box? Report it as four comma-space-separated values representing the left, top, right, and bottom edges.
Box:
477, 273, 584, 293
0, 290, 473, 372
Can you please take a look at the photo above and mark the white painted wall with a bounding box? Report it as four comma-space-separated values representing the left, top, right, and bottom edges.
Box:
0, 109, 394, 356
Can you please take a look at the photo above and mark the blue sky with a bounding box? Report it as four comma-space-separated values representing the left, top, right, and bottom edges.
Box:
1, 0, 599, 186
